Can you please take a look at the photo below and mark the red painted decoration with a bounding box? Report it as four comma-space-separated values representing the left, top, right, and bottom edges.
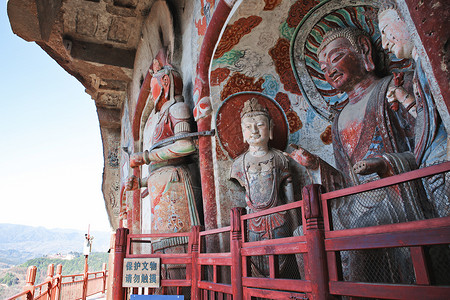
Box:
263, 0, 282, 11
210, 67, 231, 86
220, 72, 264, 101
275, 92, 292, 112
404, 0, 450, 111
193, 0, 237, 234
287, 0, 320, 28
269, 38, 302, 95
286, 109, 302, 133
214, 16, 262, 59
320, 125, 332, 145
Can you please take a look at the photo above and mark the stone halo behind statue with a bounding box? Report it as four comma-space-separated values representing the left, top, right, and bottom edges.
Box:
290, 0, 411, 122
215, 92, 289, 159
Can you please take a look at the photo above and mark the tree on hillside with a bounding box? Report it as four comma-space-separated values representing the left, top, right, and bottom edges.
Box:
0, 273, 19, 286
21, 252, 108, 283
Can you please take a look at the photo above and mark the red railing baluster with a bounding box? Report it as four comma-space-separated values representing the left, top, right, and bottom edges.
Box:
113, 227, 129, 300
231, 207, 245, 300
25, 266, 36, 300
410, 246, 431, 285
46, 264, 54, 300
303, 184, 332, 300
102, 263, 107, 294
189, 225, 201, 300
54, 264, 62, 300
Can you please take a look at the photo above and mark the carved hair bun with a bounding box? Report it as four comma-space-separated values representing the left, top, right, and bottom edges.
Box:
240, 98, 270, 119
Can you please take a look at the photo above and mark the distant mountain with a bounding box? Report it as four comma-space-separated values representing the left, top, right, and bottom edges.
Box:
0, 224, 112, 266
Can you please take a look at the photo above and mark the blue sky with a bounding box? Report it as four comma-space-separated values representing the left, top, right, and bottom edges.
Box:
1, 2, 111, 232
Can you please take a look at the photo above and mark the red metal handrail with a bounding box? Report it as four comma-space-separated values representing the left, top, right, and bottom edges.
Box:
320, 162, 450, 299
197, 225, 233, 298
7, 263, 107, 300
112, 161, 450, 300
322, 161, 450, 200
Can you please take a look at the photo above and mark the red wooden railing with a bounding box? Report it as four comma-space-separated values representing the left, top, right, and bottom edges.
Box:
7, 263, 108, 300
122, 230, 194, 296
115, 161, 450, 300
321, 161, 450, 299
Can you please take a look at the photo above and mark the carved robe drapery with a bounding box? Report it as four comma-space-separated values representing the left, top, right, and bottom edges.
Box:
330, 76, 432, 284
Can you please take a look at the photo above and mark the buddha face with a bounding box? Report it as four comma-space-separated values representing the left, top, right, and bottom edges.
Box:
241, 114, 272, 148
378, 9, 415, 59
318, 37, 369, 92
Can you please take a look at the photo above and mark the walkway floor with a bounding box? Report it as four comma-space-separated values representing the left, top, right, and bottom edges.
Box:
86, 292, 106, 299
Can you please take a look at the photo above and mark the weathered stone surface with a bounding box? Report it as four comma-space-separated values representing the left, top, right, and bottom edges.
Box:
68, 39, 136, 68
113, 0, 138, 9
97, 91, 126, 108
36, 0, 63, 41
8, 0, 61, 41
97, 107, 122, 129
108, 17, 132, 43
100, 127, 121, 230
75, 11, 99, 37
7, 0, 41, 42
99, 79, 128, 91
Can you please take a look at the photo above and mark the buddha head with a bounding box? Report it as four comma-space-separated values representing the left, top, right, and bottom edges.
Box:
240, 98, 273, 148
378, 3, 415, 60
318, 27, 376, 93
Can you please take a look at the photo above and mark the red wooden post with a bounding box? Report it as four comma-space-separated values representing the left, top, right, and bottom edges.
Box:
102, 263, 107, 294
189, 225, 202, 300
112, 227, 129, 300
231, 207, 245, 300
194, 0, 235, 235
107, 232, 116, 300
303, 184, 332, 300
410, 246, 431, 285
82, 255, 88, 300
46, 264, 54, 300
54, 264, 62, 300
24, 266, 37, 300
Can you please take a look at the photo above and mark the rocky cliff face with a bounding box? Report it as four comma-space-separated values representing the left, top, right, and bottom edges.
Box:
6, 0, 158, 229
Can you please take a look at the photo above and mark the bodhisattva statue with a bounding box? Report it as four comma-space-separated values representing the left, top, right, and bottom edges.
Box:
292, 27, 432, 283
126, 57, 201, 280
230, 98, 298, 278
378, 3, 448, 217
